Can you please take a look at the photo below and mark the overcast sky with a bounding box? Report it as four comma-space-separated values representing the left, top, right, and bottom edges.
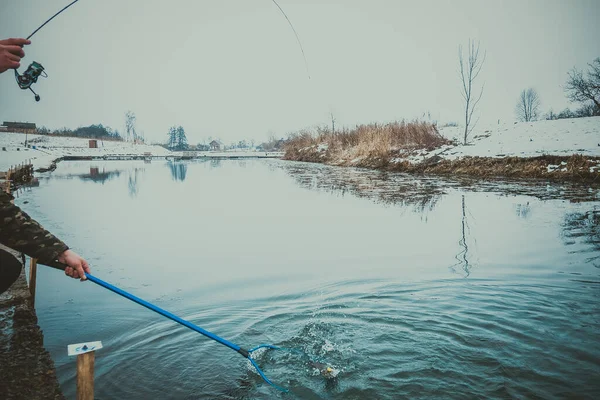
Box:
0, 0, 598, 145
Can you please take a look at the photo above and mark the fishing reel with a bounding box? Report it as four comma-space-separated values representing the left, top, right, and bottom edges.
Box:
14, 61, 47, 102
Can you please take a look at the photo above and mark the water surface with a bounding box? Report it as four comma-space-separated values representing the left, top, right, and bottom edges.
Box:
14, 159, 600, 399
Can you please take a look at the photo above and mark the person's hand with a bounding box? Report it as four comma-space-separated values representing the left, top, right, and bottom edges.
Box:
57, 249, 91, 281
0, 38, 31, 74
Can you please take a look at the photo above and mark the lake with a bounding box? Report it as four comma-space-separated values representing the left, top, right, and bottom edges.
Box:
14, 159, 600, 399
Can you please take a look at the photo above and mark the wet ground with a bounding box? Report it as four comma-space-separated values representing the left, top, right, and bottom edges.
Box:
0, 246, 64, 400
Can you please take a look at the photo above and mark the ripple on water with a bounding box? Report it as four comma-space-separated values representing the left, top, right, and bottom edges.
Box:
192, 279, 599, 399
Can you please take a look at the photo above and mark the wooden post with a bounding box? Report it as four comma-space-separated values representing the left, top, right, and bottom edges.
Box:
5, 168, 10, 194
29, 258, 38, 307
68, 341, 103, 400
77, 352, 95, 400
5, 168, 12, 199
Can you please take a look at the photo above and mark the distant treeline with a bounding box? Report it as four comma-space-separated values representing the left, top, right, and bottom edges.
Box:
37, 124, 123, 140
546, 103, 600, 121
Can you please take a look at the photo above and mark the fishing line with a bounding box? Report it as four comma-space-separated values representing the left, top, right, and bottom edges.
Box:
271, 0, 311, 79
26, 0, 83, 40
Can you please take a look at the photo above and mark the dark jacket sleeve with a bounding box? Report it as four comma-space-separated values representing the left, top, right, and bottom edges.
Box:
0, 190, 69, 264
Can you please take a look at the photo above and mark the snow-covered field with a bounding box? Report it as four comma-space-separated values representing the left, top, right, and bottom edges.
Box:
0, 133, 171, 171
389, 116, 600, 164
439, 117, 600, 158
0, 132, 284, 172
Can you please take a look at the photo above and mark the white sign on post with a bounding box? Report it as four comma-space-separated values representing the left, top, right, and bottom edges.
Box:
68, 341, 103, 357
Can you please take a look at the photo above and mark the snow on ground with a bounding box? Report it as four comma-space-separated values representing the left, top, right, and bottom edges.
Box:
0, 132, 171, 171
0, 132, 283, 172
437, 117, 600, 159
392, 116, 600, 165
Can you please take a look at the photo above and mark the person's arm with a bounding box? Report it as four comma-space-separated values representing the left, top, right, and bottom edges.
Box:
0, 191, 89, 280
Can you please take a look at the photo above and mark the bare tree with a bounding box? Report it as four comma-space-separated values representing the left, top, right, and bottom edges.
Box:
458, 39, 486, 144
262, 131, 280, 151
575, 102, 600, 117
124, 111, 137, 142
545, 108, 556, 120
515, 88, 541, 122
330, 112, 336, 134
565, 57, 600, 111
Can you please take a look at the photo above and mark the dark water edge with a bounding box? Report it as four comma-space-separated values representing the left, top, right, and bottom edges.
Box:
0, 246, 64, 400
11, 159, 600, 399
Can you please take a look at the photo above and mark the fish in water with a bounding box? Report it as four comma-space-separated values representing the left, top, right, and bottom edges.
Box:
310, 361, 337, 379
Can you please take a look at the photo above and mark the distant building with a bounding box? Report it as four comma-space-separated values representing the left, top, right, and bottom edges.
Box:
209, 140, 221, 151
1, 121, 37, 134
89, 139, 98, 148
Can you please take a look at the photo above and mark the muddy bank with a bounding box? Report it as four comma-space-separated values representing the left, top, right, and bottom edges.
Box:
284, 150, 600, 183
0, 246, 64, 400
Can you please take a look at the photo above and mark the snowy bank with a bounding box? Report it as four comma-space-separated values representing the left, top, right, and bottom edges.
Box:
436, 117, 600, 159
0, 132, 172, 171
284, 117, 600, 182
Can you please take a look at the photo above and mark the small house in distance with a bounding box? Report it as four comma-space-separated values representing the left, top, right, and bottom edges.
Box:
89, 139, 98, 148
1, 121, 37, 134
209, 140, 221, 151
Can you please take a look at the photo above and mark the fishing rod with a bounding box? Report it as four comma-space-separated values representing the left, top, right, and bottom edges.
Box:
14, 0, 82, 101
14, 0, 309, 102
44, 260, 290, 392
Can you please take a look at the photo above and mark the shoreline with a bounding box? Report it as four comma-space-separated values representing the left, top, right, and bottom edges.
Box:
2, 116, 600, 184
0, 130, 284, 174
0, 246, 64, 400
284, 152, 600, 183
283, 117, 600, 184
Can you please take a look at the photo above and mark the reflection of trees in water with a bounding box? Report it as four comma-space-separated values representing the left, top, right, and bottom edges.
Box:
280, 161, 600, 213
128, 167, 144, 197
169, 161, 188, 182
36, 167, 122, 184
282, 162, 488, 276
210, 159, 222, 169
515, 202, 532, 219
450, 195, 476, 277
277, 160, 600, 277
282, 163, 444, 213
39, 165, 148, 195
449, 178, 600, 202
562, 207, 600, 267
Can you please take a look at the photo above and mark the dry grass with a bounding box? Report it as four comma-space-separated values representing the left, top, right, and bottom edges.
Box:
283, 121, 600, 183
284, 121, 449, 163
